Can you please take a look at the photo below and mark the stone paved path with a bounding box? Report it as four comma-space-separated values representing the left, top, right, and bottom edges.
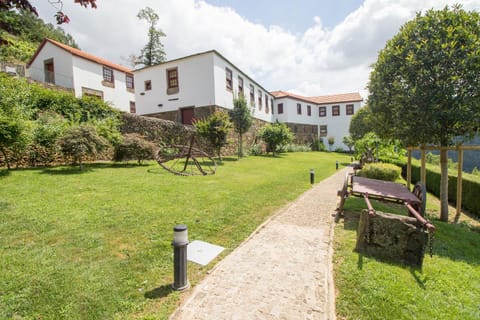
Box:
170, 168, 350, 320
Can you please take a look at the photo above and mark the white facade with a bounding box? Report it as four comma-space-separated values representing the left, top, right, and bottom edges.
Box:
135, 50, 363, 150
134, 51, 275, 123
27, 39, 135, 113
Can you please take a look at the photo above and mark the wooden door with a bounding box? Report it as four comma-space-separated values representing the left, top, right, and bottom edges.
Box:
181, 107, 194, 125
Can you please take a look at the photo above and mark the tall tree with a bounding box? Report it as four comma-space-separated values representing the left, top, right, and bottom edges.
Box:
368, 5, 480, 221
230, 96, 253, 158
137, 6, 166, 66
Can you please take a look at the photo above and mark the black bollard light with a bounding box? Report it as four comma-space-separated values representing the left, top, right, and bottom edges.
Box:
172, 224, 190, 291
336, 160, 339, 170
310, 168, 315, 185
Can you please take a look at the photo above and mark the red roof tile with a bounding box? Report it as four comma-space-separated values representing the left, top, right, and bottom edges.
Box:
27, 38, 132, 74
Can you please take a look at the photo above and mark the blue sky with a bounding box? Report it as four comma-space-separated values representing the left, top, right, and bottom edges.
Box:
31, 0, 480, 98
203, 0, 365, 32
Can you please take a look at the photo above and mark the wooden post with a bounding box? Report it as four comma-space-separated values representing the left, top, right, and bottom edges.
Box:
420, 145, 426, 185
407, 149, 412, 190
456, 147, 464, 217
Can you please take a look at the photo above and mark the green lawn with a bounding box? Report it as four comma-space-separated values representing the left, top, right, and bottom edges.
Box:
0, 152, 350, 319
334, 197, 480, 320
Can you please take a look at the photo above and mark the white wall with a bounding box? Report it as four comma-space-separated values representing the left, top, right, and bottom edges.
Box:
134, 53, 215, 115
71, 56, 134, 112
28, 42, 74, 88
212, 54, 274, 123
317, 101, 363, 150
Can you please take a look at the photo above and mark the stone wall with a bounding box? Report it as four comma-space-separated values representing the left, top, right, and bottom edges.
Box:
120, 112, 195, 146
355, 209, 428, 268
137, 106, 269, 156
285, 123, 318, 145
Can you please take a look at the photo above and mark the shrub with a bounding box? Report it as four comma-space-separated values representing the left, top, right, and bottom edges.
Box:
283, 143, 311, 153
113, 134, 157, 165
194, 111, 232, 160
29, 111, 66, 166
248, 143, 264, 156
357, 163, 401, 181
58, 124, 109, 170
311, 138, 326, 151
259, 122, 294, 156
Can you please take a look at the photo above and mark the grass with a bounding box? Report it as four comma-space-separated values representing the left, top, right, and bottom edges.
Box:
334, 193, 480, 320
0, 152, 350, 320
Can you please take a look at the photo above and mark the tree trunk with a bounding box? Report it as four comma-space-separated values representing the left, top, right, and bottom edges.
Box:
238, 133, 243, 159
1, 147, 11, 170
440, 148, 449, 222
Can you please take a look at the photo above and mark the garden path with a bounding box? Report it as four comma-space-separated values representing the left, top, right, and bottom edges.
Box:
170, 167, 351, 320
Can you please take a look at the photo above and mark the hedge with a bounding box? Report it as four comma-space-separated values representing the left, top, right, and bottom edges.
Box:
405, 163, 480, 218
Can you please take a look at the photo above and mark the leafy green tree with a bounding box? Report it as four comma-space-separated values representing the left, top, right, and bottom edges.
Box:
194, 111, 232, 161
259, 122, 294, 157
58, 124, 108, 170
113, 133, 156, 165
368, 5, 480, 221
230, 96, 253, 158
137, 7, 166, 66
342, 136, 355, 153
349, 105, 374, 141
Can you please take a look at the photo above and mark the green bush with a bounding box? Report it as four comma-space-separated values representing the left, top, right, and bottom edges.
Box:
282, 143, 311, 152
357, 163, 401, 181
58, 124, 109, 170
248, 143, 264, 156
409, 163, 480, 218
311, 138, 326, 151
113, 134, 157, 165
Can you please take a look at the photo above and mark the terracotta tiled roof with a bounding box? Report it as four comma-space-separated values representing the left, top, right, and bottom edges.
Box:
270, 90, 362, 105
310, 92, 363, 104
27, 38, 132, 74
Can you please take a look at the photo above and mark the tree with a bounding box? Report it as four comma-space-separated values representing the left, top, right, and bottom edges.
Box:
194, 111, 232, 161
349, 105, 374, 141
368, 5, 480, 221
230, 96, 253, 158
259, 122, 294, 157
0, 0, 97, 24
137, 7, 166, 66
58, 124, 108, 170
342, 136, 355, 153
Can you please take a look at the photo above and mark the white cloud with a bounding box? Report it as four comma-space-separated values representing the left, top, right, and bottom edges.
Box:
30, 0, 480, 99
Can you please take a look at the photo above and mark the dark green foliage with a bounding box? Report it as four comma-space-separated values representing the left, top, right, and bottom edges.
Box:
259, 122, 294, 156
29, 111, 66, 166
408, 163, 480, 218
0, 9, 78, 62
230, 96, 253, 158
0, 116, 25, 169
194, 111, 232, 160
357, 163, 401, 181
327, 136, 335, 151
113, 133, 156, 165
58, 124, 108, 170
349, 105, 374, 141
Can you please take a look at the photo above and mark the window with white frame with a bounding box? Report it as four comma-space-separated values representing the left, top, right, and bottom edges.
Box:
226, 67, 233, 91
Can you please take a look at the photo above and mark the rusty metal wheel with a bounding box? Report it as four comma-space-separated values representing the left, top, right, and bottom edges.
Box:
157, 144, 216, 176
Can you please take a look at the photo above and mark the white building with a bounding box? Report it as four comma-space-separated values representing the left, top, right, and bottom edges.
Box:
27, 38, 135, 113
134, 50, 274, 125
134, 50, 363, 150
271, 91, 363, 150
